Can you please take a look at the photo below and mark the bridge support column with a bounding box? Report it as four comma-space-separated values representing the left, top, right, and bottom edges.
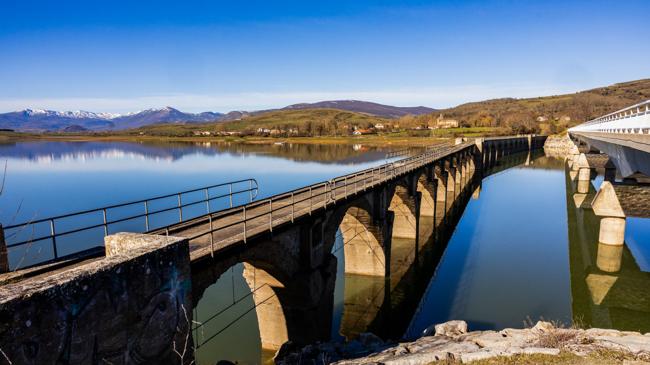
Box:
575, 154, 592, 194
445, 163, 456, 195
434, 168, 448, 221
454, 157, 462, 188
567, 143, 580, 168
592, 181, 626, 246
243, 257, 336, 352
430, 178, 439, 226
596, 242, 623, 273
460, 155, 469, 186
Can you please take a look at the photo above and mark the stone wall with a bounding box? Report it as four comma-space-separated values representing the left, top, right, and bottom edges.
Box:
0, 233, 192, 365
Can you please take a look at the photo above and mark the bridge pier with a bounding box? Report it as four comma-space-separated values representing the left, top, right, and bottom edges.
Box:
574, 154, 592, 194
434, 165, 448, 225
596, 242, 623, 273
592, 182, 626, 246
242, 256, 336, 352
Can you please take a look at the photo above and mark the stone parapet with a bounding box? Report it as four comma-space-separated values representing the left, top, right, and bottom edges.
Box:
0, 233, 193, 364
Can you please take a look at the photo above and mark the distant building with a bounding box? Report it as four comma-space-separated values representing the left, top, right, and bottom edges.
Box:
374, 123, 385, 130
353, 129, 374, 135
432, 114, 459, 129
193, 131, 212, 136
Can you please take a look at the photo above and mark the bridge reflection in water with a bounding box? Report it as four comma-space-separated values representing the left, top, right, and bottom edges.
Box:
564, 160, 650, 333
190, 142, 540, 364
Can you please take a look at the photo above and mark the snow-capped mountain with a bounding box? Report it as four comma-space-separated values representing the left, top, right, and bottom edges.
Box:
22, 109, 122, 120
0, 101, 436, 133
0, 107, 224, 132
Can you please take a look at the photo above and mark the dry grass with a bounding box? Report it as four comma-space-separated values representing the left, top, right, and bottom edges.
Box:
432, 349, 640, 365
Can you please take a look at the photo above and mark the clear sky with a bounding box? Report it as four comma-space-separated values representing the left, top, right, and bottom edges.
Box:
1, 0, 648, 113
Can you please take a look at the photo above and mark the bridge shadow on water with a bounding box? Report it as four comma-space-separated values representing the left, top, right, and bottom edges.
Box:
188, 144, 542, 365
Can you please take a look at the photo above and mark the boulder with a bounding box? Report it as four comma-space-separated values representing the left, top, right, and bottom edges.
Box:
532, 321, 555, 333
435, 320, 468, 337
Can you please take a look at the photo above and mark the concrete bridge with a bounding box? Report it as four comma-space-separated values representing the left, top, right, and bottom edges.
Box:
568, 99, 650, 178
565, 101, 650, 325
0, 135, 547, 364
567, 100, 650, 244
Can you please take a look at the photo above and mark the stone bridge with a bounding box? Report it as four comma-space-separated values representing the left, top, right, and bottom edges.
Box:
0, 135, 547, 364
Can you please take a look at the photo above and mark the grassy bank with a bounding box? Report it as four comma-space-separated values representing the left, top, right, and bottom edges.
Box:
0, 125, 518, 147
0, 131, 458, 147
436, 349, 644, 365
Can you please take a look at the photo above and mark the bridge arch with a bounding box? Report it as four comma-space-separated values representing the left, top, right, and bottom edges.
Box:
324, 196, 392, 277
389, 183, 419, 240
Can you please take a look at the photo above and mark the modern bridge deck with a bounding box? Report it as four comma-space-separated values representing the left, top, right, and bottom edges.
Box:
152, 143, 470, 262
572, 132, 650, 154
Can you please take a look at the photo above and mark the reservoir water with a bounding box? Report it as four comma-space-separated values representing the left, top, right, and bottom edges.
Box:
0, 140, 648, 364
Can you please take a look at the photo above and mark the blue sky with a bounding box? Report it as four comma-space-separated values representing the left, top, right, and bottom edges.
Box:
1, 0, 648, 113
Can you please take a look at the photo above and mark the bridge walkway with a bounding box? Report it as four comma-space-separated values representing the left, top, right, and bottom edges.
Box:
153, 143, 471, 262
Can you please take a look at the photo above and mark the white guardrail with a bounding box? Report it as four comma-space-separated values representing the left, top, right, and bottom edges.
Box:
569, 99, 650, 134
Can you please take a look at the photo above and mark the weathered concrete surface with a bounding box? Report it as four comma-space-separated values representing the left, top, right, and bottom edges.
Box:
0, 233, 192, 365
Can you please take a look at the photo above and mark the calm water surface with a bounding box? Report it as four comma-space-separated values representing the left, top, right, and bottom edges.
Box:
0, 141, 403, 267
1, 141, 648, 364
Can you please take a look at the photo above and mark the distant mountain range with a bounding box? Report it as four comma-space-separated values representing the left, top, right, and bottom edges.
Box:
0, 100, 436, 132
0, 107, 224, 132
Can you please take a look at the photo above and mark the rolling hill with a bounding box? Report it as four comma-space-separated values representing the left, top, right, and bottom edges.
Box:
406, 79, 650, 134
129, 108, 388, 137
3, 79, 649, 135
281, 100, 436, 118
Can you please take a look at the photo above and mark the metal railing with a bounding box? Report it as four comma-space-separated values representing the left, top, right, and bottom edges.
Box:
2, 178, 259, 270
176, 142, 472, 254
570, 99, 650, 134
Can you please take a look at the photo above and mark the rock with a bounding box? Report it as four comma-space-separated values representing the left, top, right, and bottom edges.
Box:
532, 321, 555, 333
460, 350, 504, 363
328, 324, 650, 365
473, 331, 517, 351
435, 320, 468, 337
586, 328, 626, 337
594, 335, 650, 354
521, 347, 561, 355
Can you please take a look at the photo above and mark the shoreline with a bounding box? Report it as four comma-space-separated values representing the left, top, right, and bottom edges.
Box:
0, 132, 456, 147
276, 320, 650, 364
